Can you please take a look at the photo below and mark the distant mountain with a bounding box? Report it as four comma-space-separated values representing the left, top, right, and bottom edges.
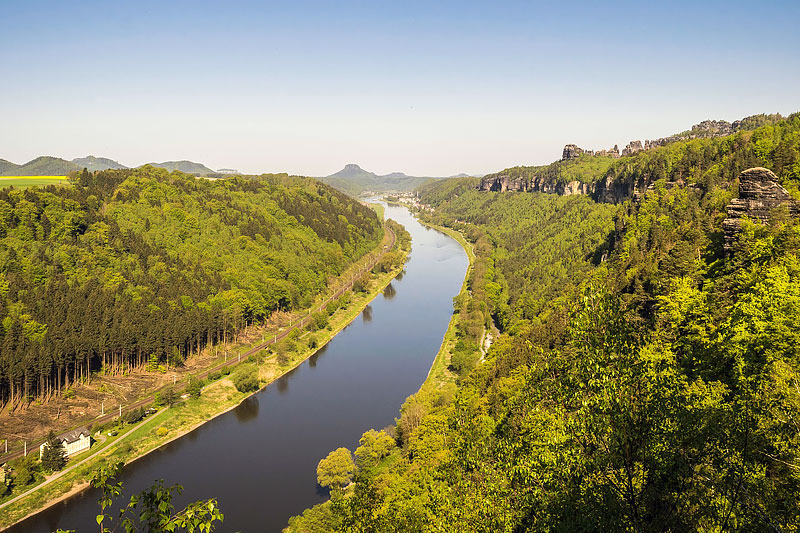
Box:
72, 156, 128, 172
0, 159, 20, 175
0, 156, 79, 176
326, 163, 378, 181
320, 164, 446, 196
143, 160, 216, 176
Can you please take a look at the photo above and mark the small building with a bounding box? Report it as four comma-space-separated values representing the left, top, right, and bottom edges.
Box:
39, 428, 92, 458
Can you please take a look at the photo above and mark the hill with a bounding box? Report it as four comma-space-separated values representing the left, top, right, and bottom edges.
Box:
0, 167, 383, 406
319, 163, 446, 196
72, 155, 128, 172
143, 160, 216, 176
0, 159, 20, 175
289, 112, 800, 532
0, 156, 79, 176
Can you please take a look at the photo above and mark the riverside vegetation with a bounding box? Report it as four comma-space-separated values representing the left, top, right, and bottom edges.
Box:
287, 113, 800, 531
0, 194, 410, 529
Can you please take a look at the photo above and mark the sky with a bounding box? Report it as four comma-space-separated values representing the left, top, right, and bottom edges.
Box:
1, 0, 799, 177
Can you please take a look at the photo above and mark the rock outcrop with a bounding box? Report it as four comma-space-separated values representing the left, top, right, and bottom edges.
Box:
478, 174, 592, 195
723, 167, 800, 251
622, 140, 644, 157
562, 144, 584, 160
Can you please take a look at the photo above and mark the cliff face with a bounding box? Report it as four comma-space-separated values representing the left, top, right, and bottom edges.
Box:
723, 167, 800, 251
479, 174, 592, 195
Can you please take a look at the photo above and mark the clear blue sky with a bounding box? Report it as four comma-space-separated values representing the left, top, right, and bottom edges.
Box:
1, 0, 798, 176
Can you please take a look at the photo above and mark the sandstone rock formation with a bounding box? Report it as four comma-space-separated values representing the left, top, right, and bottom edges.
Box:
478, 174, 592, 195
622, 140, 643, 157
562, 144, 584, 160
723, 167, 800, 251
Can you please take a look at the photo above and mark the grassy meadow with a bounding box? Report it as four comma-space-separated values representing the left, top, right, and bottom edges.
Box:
0, 176, 69, 188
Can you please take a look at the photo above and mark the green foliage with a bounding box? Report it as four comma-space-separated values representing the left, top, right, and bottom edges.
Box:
40, 430, 68, 472
185, 376, 204, 399
354, 430, 395, 471
122, 407, 144, 425
312, 312, 329, 330
448, 339, 479, 377
316, 448, 355, 490
352, 272, 371, 293
154, 387, 177, 408
232, 365, 259, 393
291, 114, 800, 531
10, 453, 39, 487
56, 461, 224, 533
0, 166, 382, 404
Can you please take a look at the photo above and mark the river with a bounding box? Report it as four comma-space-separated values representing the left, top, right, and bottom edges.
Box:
10, 204, 468, 533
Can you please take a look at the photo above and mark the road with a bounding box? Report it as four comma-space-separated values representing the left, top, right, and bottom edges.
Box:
0, 223, 396, 465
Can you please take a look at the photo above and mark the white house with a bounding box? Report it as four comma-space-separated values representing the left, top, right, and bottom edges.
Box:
40, 428, 92, 458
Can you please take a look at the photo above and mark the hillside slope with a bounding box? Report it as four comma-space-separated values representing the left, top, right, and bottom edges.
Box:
0, 156, 79, 176
143, 160, 216, 175
0, 168, 383, 405
72, 155, 128, 171
288, 113, 800, 532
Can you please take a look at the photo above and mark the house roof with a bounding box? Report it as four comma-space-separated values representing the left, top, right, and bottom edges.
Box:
58, 427, 90, 444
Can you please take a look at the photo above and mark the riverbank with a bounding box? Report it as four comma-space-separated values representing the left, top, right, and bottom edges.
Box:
416, 220, 476, 394
0, 222, 410, 530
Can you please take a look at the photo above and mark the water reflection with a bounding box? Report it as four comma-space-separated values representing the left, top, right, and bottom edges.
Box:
234, 396, 260, 423
362, 305, 373, 323
277, 375, 289, 394
309, 344, 328, 368
383, 283, 396, 300
395, 270, 404, 281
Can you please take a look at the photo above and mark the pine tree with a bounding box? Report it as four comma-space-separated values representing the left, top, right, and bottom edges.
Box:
40, 430, 67, 472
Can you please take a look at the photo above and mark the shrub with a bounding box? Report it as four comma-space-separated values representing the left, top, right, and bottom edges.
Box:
277, 352, 290, 366
123, 407, 144, 425
232, 366, 260, 393
186, 376, 204, 399
308, 336, 318, 349
156, 427, 168, 437
313, 312, 328, 330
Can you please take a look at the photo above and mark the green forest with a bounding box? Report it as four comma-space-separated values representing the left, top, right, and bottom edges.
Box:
288, 114, 800, 531
0, 167, 382, 405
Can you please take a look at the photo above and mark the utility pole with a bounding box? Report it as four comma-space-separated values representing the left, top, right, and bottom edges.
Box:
24, 441, 27, 457
119, 404, 122, 418
4, 439, 7, 454
101, 401, 104, 416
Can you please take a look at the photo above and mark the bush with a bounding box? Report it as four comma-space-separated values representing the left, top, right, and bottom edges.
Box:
123, 407, 144, 425
208, 371, 221, 381
232, 366, 260, 393
352, 273, 371, 293
186, 376, 204, 399
277, 352, 290, 366
154, 387, 177, 408
156, 427, 168, 437
448, 340, 480, 376
308, 336, 318, 349
313, 312, 328, 330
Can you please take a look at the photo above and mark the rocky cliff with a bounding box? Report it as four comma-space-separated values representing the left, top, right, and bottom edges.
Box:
479, 173, 592, 195
723, 167, 800, 251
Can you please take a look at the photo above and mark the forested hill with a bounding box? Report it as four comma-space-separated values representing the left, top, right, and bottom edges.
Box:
478, 112, 800, 203
0, 166, 382, 405
288, 116, 800, 530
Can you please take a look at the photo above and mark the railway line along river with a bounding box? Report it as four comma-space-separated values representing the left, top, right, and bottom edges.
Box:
10, 203, 469, 533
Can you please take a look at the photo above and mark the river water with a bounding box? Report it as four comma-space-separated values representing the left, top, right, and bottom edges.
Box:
11, 204, 468, 533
